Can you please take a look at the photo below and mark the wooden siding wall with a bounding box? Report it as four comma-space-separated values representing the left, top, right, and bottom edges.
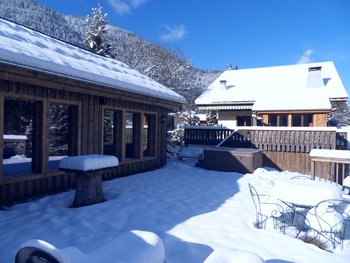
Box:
0, 75, 171, 205
314, 113, 328, 127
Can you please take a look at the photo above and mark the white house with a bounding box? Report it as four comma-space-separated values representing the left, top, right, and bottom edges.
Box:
195, 62, 348, 129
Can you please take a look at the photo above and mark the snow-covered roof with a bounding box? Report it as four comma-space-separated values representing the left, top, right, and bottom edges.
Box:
0, 19, 186, 104
195, 62, 348, 111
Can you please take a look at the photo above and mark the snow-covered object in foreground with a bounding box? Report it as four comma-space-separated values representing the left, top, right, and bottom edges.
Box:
204, 248, 265, 263
16, 230, 165, 263
15, 239, 70, 263
58, 154, 119, 172
0, 18, 185, 104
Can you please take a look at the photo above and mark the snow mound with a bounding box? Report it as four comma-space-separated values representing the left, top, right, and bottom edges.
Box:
204, 248, 265, 263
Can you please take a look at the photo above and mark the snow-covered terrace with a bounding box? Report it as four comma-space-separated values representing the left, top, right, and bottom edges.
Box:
1, 159, 350, 263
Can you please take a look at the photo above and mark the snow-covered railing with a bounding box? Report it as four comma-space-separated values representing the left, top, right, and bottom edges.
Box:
310, 149, 350, 184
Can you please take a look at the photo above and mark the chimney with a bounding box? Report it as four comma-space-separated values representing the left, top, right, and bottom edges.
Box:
220, 79, 227, 88
307, 66, 324, 88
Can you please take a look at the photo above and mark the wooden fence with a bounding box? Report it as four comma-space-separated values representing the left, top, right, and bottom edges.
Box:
184, 126, 349, 179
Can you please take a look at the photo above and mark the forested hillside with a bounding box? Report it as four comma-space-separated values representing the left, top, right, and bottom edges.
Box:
0, 0, 221, 107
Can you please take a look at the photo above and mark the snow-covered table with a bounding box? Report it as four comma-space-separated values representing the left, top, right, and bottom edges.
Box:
271, 179, 343, 239
310, 149, 350, 183
272, 179, 342, 208
59, 154, 119, 207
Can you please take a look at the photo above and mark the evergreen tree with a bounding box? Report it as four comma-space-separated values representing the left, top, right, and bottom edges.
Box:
206, 111, 218, 126
83, 2, 111, 57
328, 101, 350, 127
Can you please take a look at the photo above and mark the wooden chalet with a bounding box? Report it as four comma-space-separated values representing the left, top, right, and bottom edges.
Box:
0, 19, 185, 204
195, 62, 348, 128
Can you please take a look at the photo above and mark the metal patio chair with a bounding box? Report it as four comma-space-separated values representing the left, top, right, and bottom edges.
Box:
248, 183, 291, 231
305, 199, 350, 250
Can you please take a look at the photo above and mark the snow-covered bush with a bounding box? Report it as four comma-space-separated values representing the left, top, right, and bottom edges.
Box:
170, 126, 185, 145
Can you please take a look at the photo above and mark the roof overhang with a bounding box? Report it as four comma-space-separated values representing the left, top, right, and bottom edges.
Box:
197, 104, 253, 111
329, 97, 348, 102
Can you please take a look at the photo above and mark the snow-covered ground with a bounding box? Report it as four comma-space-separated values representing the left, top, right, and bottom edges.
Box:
1, 159, 350, 262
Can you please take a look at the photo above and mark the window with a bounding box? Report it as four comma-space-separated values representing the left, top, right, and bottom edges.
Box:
103, 110, 156, 161
3, 99, 34, 175
279, 114, 288, 127
103, 109, 122, 159
268, 115, 277, 126
237, 116, 252, 126
292, 114, 302, 127
48, 103, 78, 170
303, 114, 313, 127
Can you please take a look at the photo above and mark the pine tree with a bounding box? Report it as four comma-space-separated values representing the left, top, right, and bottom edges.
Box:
83, 2, 111, 57
328, 101, 350, 127
206, 111, 217, 126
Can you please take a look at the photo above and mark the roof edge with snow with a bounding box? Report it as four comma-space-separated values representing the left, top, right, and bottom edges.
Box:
0, 18, 186, 105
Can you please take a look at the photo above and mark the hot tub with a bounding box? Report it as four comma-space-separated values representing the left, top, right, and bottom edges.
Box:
200, 147, 263, 173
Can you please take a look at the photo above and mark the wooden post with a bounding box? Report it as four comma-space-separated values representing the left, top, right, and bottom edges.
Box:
133, 112, 142, 159
32, 100, 48, 174
311, 160, 315, 180
147, 114, 156, 157
0, 95, 3, 180
116, 110, 125, 162
68, 105, 79, 156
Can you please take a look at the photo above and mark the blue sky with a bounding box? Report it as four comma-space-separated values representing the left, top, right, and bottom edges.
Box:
37, 0, 350, 97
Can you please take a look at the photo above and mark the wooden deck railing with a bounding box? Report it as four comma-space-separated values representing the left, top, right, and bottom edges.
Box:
184, 126, 349, 178
184, 127, 233, 146
184, 126, 347, 151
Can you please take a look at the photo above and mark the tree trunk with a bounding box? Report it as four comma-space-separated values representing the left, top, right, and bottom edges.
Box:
73, 171, 104, 207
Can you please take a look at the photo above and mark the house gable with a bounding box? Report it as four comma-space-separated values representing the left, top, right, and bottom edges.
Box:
195, 62, 348, 111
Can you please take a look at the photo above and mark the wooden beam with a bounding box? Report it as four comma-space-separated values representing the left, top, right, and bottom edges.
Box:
0, 95, 3, 180
147, 114, 157, 157
32, 100, 48, 174
133, 112, 142, 159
